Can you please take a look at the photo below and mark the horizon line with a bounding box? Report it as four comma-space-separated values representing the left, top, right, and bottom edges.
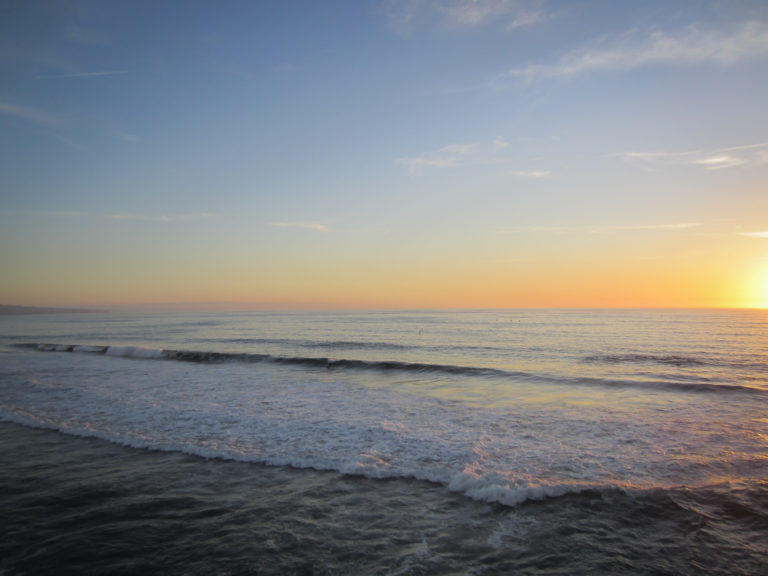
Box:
2, 302, 764, 313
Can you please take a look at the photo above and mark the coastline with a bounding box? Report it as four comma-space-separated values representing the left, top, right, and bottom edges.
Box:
0, 305, 106, 316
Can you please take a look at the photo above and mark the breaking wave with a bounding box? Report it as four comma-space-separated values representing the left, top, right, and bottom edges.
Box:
18, 342, 766, 395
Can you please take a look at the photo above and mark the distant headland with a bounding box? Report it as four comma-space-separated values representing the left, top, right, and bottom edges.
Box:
0, 305, 106, 316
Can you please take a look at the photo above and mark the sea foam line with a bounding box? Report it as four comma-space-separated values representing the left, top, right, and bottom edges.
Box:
0, 412, 646, 510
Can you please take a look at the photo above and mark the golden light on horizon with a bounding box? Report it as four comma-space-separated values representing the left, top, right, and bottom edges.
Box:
760, 266, 768, 308
740, 262, 768, 309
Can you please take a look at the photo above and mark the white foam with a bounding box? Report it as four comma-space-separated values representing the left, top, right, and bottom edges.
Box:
73, 345, 104, 353
105, 346, 165, 359
2, 344, 766, 508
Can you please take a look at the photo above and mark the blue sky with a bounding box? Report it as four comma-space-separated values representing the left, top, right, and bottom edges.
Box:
1, 0, 767, 308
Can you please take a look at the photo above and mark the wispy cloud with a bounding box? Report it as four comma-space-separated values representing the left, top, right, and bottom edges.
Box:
493, 135, 509, 150
37, 70, 128, 80
396, 142, 474, 173
0, 210, 84, 219
395, 156, 459, 172
495, 20, 768, 83
739, 231, 768, 239
622, 142, 768, 171
510, 170, 550, 179
269, 222, 328, 232
501, 222, 701, 235
435, 0, 546, 28
384, 0, 548, 33
397, 137, 550, 176
114, 131, 140, 143
0, 210, 215, 222
0, 100, 64, 128
590, 223, 701, 234
52, 133, 94, 153
110, 212, 215, 222
690, 155, 747, 170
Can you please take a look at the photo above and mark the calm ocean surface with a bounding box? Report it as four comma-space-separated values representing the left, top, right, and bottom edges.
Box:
1, 308, 767, 574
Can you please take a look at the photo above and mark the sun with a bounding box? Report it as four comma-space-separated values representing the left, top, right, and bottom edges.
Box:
740, 263, 768, 309
758, 266, 768, 309
762, 279, 768, 308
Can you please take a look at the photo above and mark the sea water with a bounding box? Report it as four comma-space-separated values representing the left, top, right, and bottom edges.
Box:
1, 309, 766, 574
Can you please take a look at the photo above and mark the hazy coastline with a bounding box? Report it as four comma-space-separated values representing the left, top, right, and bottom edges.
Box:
0, 305, 106, 316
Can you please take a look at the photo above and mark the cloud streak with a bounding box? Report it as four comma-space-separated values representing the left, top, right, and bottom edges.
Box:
510, 170, 550, 179
502, 222, 701, 235
495, 20, 768, 83
0, 210, 215, 223
435, 0, 546, 28
0, 100, 64, 128
739, 231, 768, 239
37, 70, 129, 80
396, 142, 474, 173
269, 222, 328, 232
397, 137, 551, 176
110, 212, 215, 222
385, 0, 547, 33
622, 143, 768, 171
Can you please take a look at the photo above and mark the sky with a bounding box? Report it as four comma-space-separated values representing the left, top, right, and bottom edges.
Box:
1, 0, 767, 310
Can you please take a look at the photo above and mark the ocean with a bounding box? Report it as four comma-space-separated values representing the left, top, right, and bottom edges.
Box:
1, 308, 766, 574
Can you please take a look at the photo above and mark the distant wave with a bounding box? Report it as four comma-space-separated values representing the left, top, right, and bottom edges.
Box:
18, 343, 767, 396
22, 342, 516, 378
583, 353, 708, 367
220, 337, 411, 351
583, 352, 768, 375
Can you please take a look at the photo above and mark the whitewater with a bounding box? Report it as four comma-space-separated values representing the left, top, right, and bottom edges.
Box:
1, 308, 767, 574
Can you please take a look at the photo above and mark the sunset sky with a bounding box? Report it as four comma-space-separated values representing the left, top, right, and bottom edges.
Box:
1, 0, 767, 309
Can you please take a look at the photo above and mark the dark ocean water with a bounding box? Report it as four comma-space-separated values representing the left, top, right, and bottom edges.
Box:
1, 309, 767, 574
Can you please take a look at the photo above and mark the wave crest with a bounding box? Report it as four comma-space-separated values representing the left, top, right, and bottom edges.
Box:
22, 342, 766, 395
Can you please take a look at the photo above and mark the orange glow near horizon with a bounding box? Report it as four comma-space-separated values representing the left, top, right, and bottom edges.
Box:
2, 246, 764, 311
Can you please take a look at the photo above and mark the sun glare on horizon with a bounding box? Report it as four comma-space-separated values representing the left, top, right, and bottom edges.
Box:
760, 268, 768, 309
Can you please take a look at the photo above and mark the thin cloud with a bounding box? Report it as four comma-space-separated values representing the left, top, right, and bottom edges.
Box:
495, 20, 768, 83
440, 143, 476, 155
436, 0, 545, 28
52, 133, 93, 153
396, 136, 557, 181
37, 70, 128, 80
0, 100, 64, 128
269, 222, 328, 232
110, 212, 215, 222
397, 137, 554, 177
739, 231, 768, 239
396, 156, 459, 172
384, 0, 547, 33
114, 131, 140, 143
494, 135, 510, 150
0, 210, 85, 218
0, 210, 216, 222
690, 155, 747, 170
623, 150, 695, 161
506, 9, 545, 30
396, 142, 474, 173
510, 169, 550, 179
591, 223, 701, 234
502, 223, 701, 234
622, 143, 768, 171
